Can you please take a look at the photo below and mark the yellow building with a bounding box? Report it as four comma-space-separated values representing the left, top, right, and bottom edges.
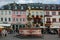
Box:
26, 3, 44, 27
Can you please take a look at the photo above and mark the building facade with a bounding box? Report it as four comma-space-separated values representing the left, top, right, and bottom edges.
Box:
0, 10, 12, 24
27, 3, 44, 28
0, 3, 28, 30
44, 4, 60, 34
44, 4, 60, 28
0, 3, 60, 31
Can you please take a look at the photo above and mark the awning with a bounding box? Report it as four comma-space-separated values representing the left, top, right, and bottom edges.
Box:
40, 26, 47, 28
50, 26, 60, 28
0, 24, 11, 26
0, 26, 4, 28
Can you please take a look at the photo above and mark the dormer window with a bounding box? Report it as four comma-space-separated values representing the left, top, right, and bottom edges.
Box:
45, 6, 49, 9
21, 6, 24, 10
36, 7, 38, 8
51, 6, 55, 9
8, 5, 11, 9
19, 4, 21, 6
32, 7, 34, 8
2, 7, 4, 9
15, 6, 17, 9
9, 6, 11, 9
40, 7, 42, 8
58, 6, 60, 9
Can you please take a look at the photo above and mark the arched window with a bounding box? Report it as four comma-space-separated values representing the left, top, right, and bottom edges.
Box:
1, 18, 3, 21
5, 18, 7, 21
9, 18, 11, 21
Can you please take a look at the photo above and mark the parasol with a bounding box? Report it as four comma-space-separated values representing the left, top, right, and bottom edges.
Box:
0, 26, 4, 28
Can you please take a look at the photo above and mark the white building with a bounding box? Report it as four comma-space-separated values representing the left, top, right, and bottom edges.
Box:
0, 10, 12, 24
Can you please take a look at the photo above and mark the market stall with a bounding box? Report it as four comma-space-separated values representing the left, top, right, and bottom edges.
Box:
50, 26, 60, 34
19, 28, 42, 37
0, 26, 4, 36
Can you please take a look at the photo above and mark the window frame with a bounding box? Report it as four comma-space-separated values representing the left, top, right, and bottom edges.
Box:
52, 11, 56, 15
1, 18, 3, 21
46, 11, 49, 15
52, 18, 56, 22
58, 12, 60, 15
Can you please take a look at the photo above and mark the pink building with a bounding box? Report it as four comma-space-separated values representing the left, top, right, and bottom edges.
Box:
10, 4, 28, 30
12, 11, 27, 24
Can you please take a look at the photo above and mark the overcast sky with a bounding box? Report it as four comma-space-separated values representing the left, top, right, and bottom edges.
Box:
0, 0, 60, 6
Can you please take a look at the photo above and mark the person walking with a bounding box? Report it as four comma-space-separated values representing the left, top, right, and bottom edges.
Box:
1, 29, 8, 37
0, 29, 2, 36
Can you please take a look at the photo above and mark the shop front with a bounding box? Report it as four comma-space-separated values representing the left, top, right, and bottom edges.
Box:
12, 24, 26, 32
50, 26, 60, 34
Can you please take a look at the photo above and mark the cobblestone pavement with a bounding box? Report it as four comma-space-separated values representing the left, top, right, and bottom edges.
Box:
0, 33, 60, 40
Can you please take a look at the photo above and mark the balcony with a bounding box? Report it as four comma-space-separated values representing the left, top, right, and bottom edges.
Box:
46, 21, 51, 23
33, 21, 43, 25
32, 15, 43, 19
44, 15, 52, 17
45, 21, 52, 26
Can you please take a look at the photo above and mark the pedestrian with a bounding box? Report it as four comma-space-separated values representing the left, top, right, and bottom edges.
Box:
0, 29, 2, 36
58, 29, 60, 37
1, 29, 8, 37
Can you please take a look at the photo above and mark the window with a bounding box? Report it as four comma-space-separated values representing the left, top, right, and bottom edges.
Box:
9, 11, 11, 15
9, 18, 11, 21
20, 18, 22, 21
20, 12, 23, 15
36, 7, 38, 8
52, 18, 56, 22
23, 18, 25, 21
5, 11, 7, 15
23, 25, 25, 28
15, 11, 18, 15
51, 7, 54, 9
13, 18, 15, 21
16, 18, 18, 21
1, 18, 3, 21
5, 18, 7, 21
32, 12, 34, 15
19, 25, 22, 28
58, 12, 60, 15
52, 12, 56, 15
36, 12, 38, 15
46, 11, 49, 15
45, 6, 48, 9
59, 18, 60, 22
32, 7, 34, 8
16, 11, 18, 15
58, 6, 60, 9
15, 6, 17, 9
15, 11, 16, 15
40, 7, 42, 8
21, 6, 23, 10
2, 7, 4, 9
46, 18, 50, 21
9, 6, 11, 9
1, 10, 3, 15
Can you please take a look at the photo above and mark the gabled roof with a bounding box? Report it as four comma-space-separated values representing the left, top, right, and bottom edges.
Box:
0, 3, 60, 10
27, 3, 43, 10
0, 3, 28, 11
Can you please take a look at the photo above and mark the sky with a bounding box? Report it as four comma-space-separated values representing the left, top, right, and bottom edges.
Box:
0, 0, 60, 6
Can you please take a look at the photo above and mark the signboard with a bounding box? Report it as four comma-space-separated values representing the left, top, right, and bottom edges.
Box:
19, 28, 42, 36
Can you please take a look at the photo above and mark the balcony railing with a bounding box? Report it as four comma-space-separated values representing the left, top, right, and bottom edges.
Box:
44, 15, 52, 17
32, 15, 43, 19
45, 21, 52, 26
46, 21, 51, 23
